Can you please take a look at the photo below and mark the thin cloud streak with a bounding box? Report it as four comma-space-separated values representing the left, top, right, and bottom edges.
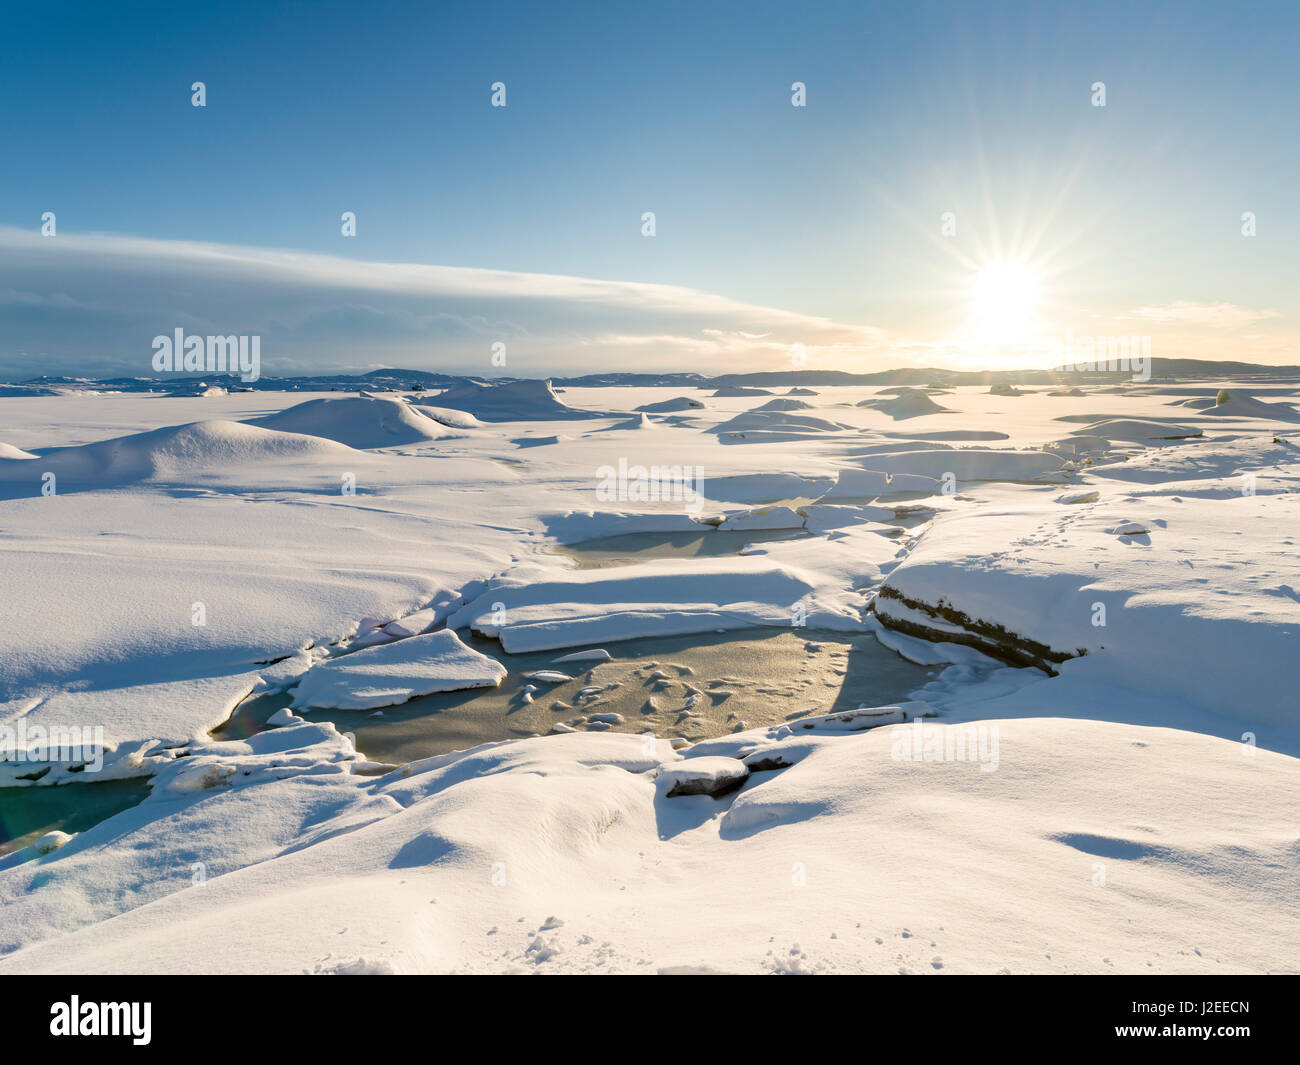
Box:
0, 228, 891, 379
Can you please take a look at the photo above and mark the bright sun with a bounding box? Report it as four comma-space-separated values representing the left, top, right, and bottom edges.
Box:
970, 260, 1040, 343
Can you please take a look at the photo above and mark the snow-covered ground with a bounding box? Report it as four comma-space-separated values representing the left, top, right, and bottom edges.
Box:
0, 381, 1296, 972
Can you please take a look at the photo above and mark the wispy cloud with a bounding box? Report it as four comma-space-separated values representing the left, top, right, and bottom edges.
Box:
1126, 301, 1282, 329
0, 228, 890, 379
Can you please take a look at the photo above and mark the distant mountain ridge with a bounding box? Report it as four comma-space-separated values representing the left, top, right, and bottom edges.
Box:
3, 357, 1297, 396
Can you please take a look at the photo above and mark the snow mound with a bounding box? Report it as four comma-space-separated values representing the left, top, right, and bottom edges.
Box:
1202, 390, 1300, 423
404, 401, 485, 429
711, 410, 855, 438
249, 395, 458, 449
711, 386, 774, 397
819, 468, 939, 499
0, 442, 37, 460
1071, 419, 1202, 443
857, 391, 953, 419
634, 397, 706, 413
291, 629, 506, 710
433, 379, 602, 421
753, 398, 816, 412
33, 831, 75, 855
0, 419, 357, 485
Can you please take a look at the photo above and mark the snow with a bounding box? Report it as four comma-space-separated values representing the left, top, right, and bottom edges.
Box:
1070, 418, 1203, 443
0, 380, 1297, 973
845, 448, 1064, 482
0, 418, 357, 487
449, 555, 859, 652
634, 396, 706, 413
658, 755, 749, 796
32, 831, 74, 855
249, 395, 461, 448
712, 410, 856, 438
819, 467, 938, 498
874, 477, 1299, 725
711, 386, 773, 397
1200, 389, 1300, 423
403, 400, 484, 428
0, 721, 1294, 973
718, 505, 806, 531
703, 472, 834, 504
289, 630, 507, 710
553, 649, 613, 663
857, 390, 953, 419
753, 397, 816, 412
431, 379, 604, 421
1111, 520, 1150, 536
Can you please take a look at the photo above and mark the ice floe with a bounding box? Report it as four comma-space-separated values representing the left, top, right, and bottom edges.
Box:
291, 630, 507, 710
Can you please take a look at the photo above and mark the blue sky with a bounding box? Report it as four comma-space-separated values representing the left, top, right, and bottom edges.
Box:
1, 0, 1296, 378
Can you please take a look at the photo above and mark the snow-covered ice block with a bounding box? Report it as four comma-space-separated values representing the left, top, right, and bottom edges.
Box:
634, 396, 705, 413
450, 556, 836, 653
291, 630, 506, 710
524, 670, 571, 683
820, 468, 939, 499
383, 593, 463, 637
844, 449, 1062, 483
553, 648, 612, 663
719, 505, 806, 531
658, 756, 750, 797
787, 702, 935, 734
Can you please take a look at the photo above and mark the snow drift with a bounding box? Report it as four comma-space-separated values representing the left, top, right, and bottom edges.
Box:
249, 394, 459, 448
0, 419, 357, 486
432, 379, 604, 421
